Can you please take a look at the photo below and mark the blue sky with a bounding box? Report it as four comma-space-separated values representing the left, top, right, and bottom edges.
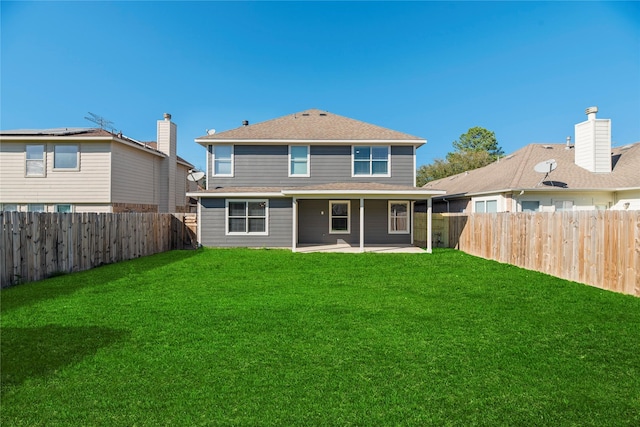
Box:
2, 1, 639, 172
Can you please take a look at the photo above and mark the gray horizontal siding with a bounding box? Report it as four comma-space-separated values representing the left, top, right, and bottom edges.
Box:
297, 199, 411, 245
200, 197, 292, 248
208, 144, 415, 187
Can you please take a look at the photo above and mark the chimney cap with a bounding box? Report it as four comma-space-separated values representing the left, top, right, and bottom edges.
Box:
164, 113, 172, 120
585, 106, 598, 116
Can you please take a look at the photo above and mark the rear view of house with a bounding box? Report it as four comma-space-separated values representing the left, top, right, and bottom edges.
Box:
0, 114, 195, 213
189, 109, 444, 252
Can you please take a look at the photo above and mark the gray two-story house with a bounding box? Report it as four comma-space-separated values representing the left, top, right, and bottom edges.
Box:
189, 109, 444, 252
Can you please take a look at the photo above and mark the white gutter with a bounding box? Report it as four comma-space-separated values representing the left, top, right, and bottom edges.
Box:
195, 138, 426, 147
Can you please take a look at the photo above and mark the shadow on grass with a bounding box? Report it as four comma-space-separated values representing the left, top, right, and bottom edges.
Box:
1, 325, 129, 389
1, 249, 201, 313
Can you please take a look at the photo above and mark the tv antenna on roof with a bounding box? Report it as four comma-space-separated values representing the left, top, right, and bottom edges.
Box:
84, 112, 116, 132
534, 159, 558, 187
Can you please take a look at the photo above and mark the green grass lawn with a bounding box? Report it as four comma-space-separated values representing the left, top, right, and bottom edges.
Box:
2, 248, 639, 426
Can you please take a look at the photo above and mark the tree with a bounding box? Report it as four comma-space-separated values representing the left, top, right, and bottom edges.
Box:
452, 126, 504, 158
416, 127, 503, 186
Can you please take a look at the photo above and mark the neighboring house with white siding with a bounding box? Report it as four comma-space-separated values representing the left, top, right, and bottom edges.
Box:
188, 109, 444, 252
423, 107, 640, 213
0, 113, 196, 213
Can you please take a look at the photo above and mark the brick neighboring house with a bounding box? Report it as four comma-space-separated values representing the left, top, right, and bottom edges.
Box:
0, 113, 196, 213
423, 107, 640, 213
188, 109, 444, 252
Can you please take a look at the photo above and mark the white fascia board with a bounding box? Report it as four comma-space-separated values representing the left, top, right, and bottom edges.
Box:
187, 192, 286, 198
195, 138, 426, 147
281, 189, 446, 199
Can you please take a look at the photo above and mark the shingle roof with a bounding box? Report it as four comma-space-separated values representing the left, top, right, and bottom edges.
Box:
423, 142, 640, 195
0, 128, 194, 168
196, 109, 425, 143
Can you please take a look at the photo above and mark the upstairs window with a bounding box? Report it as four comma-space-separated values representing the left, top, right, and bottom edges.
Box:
289, 145, 309, 177
353, 146, 389, 176
226, 200, 268, 235
26, 145, 45, 176
329, 201, 350, 234
389, 201, 410, 234
54, 145, 79, 170
212, 145, 233, 176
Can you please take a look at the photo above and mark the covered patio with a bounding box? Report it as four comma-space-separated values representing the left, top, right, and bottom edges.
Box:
283, 183, 445, 253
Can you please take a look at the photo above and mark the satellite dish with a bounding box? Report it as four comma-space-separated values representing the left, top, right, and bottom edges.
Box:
534, 159, 557, 174
206, 129, 216, 135
187, 170, 205, 182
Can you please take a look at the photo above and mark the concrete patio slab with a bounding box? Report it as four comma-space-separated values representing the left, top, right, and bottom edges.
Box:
294, 244, 426, 253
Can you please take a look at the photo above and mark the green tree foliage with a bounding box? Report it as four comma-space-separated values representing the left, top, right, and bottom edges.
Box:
416, 127, 503, 186
452, 126, 504, 158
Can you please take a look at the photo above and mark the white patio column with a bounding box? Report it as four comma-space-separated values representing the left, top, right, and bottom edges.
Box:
359, 198, 365, 252
426, 198, 433, 254
410, 201, 415, 245
292, 197, 298, 252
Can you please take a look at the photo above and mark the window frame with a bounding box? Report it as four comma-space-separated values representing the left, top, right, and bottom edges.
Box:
352, 145, 390, 177
329, 200, 351, 234
521, 201, 540, 212
56, 204, 73, 213
211, 145, 234, 177
388, 200, 410, 234
25, 144, 46, 177
1, 204, 18, 212
288, 145, 310, 177
225, 199, 268, 236
473, 197, 499, 213
53, 144, 79, 171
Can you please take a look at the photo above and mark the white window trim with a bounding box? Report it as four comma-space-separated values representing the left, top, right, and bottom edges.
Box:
329, 200, 351, 234
212, 145, 234, 177
288, 145, 310, 177
388, 200, 410, 234
225, 199, 268, 236
53, 144, 80, 171
25, 144, 46, 177
351, 145, 391, 177
472, 196, 500, 213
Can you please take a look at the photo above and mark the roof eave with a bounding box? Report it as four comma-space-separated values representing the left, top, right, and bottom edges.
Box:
195, 138, 426, 147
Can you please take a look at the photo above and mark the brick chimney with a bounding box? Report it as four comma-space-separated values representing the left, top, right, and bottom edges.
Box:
157, 113, 177, 212
574, 106, 611, 173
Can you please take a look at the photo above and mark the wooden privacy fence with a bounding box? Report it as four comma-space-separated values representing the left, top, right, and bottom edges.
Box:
0, 212, 197, 288
415, 211, 640, 297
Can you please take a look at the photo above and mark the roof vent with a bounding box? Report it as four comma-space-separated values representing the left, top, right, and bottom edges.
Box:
242, 120, 249, 126
302, 113, 310, 116
319, 113, 327, 116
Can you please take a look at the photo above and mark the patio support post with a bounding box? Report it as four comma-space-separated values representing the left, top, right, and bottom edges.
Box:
359, 198, 364, 253
292, 197, 298, 252
410, 201, 415, 244
426, 198, 433, 253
